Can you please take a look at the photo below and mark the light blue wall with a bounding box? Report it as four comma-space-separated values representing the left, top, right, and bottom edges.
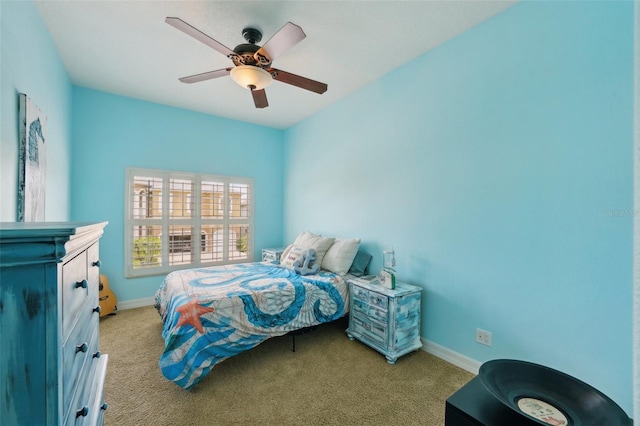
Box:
0, 0, 72, 221
285, 0, 634, 415
71, 87, 284, 302
1, 0, 634, 416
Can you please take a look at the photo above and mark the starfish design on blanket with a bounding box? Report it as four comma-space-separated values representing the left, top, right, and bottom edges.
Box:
175, 297, 214, 334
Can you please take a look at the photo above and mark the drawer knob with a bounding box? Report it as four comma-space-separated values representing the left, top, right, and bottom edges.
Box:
93, 305, 101, 314
92, 260, 101, 267
93, 351, 101, 359
76, 342, 88, 353
101, 403, 108, 411
76, 406, 89, 418
75, 279, 88, 289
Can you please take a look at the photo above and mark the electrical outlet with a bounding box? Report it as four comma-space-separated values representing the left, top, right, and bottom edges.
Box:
476, 328, 492, 346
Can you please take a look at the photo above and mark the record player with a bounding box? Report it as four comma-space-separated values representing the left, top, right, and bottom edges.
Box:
445, 359, 633, 426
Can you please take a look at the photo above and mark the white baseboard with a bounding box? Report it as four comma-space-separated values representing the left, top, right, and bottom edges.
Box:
421, 338, 481, 375
116, 297, 156, 311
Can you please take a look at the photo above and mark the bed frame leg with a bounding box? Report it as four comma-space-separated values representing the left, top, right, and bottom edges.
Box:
289, 325, 317, 353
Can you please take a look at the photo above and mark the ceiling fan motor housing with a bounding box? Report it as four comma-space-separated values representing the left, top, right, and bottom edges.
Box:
230, 27, 270, 67
242, 27, 262, 44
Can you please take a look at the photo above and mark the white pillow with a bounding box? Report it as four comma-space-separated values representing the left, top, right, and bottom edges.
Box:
281, 231, 335, 267
294, 231, 321, 247
280, 231, 320, 263
321, 238, 361, 275
304, 235, 335, 267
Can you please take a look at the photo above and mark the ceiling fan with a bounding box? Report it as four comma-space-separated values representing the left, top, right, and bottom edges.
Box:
166, 17, 328, 109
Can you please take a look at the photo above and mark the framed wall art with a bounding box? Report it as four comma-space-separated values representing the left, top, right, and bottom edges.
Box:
18, 93, 47, 222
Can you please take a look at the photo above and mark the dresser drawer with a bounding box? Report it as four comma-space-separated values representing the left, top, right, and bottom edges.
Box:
72, 354, 108, 426
65, 333, 100, 425
86, 243, 101, 290
352, 313, 387, 346
62, 251, 89, 334
62, 307, 100, 419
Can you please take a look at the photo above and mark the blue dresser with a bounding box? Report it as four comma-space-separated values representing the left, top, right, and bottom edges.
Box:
0, 222, 108, 425
346, 278, 422, 364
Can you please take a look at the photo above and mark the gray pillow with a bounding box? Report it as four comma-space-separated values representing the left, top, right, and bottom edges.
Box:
348, 251, 372, 276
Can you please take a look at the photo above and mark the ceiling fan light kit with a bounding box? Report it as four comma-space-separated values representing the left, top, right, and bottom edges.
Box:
230, 65, 272, 91
166, 17, 327, 109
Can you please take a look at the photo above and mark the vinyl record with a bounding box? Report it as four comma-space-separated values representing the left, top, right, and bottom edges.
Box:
478, 359, 632, 426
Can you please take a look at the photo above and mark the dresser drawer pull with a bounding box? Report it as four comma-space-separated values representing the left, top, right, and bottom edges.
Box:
93, 305, 101, 314
101, 403, 108, 411
92, 260, 101, 267
75, 279, 88, 289
76, 342, 88, 353
76, 406, 89, 418
93, 351, 101, 359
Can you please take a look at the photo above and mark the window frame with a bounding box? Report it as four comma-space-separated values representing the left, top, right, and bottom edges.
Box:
124, 167, 254, 278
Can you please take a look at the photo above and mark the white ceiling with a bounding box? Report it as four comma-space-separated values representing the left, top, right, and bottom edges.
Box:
35, 0, 517, 129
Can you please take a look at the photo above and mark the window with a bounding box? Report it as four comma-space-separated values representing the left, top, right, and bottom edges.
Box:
125, 168, 254, 277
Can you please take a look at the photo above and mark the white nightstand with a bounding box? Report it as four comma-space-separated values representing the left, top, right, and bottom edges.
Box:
262, 247, 286, 264
346, 278, 422, 364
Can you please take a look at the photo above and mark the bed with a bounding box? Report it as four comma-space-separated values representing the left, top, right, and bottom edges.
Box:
154, 232, 372, 389
154, 232, 373, 389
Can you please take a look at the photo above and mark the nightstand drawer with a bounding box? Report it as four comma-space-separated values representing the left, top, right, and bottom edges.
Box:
353, 287, 388, 310
351, 286, 370, 302
262, 251, 279, 262
352, 313, 387, 346
262, 247, 285, 264
368, 292, 388, 310
352, 298, 387, 323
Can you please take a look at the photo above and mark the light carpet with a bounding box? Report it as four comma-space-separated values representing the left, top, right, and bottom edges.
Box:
99, 306, 473, 425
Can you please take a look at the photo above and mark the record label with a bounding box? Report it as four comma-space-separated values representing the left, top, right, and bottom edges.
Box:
517, 397, 569, 425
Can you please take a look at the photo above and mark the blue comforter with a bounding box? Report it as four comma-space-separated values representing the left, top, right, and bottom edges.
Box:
154, 262, 349, 389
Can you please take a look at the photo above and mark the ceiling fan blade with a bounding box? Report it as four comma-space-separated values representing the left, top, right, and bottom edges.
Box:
254, 22, 305, 64
270, 68, 327, 94
251, 88, 268, 108
179, 68, 232, 84
166, 17, 234, 58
